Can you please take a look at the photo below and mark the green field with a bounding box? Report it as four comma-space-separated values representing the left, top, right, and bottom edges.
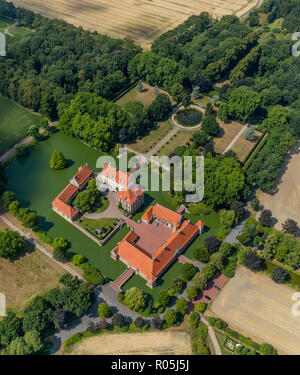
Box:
0, 95, 42, 155
0, 20, 33, 46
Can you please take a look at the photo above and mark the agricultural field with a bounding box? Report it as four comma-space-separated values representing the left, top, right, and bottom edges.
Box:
11, 0, 259, 49
66, 331, 192, 355
259, 141, 300, 230
0, 219, 65, 313
212, 267, 300, 355
0, 95, 42, 156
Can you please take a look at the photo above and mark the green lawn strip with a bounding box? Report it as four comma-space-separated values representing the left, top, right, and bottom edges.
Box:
78, 217, 118, 239
214, 330, 233, 355
0, 95, 42, 155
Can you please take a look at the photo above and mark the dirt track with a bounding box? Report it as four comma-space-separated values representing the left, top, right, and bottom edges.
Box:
68, 331, 192, 355
12, 0, 259, 49
212, 267, 300, 355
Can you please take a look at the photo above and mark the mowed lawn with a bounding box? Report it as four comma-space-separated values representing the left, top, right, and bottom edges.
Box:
0, 95, 42, 155
117, 83, 175, 154
212, 267, 300, 355
0, 220, 65, 313
156, 130, 197, 156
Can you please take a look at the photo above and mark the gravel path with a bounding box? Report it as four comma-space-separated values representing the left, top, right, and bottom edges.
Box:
200, 315, 222, 355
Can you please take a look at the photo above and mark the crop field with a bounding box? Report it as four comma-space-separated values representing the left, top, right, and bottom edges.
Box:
12, 0, 259, 49
212, 267, 300, 355
67, 331, 192, 355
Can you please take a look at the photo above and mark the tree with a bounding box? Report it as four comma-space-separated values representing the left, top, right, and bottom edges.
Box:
282, 219, 298, 236
271, 266, 289, 283
201, 262, 217, 279
244, 126, 256, 141
217, 103, 229, 122
191, 272, 208, 291
151, 315, 163, 330
123, 287, 145, 311
192, 130, 209, 148
147, 93, 172, 122
204, 236, 220, 254
230, 201, 245, 221
259, 209, 273, 227
220, 209, 236, 230
28, 125, 40, 140
175, 298, 188, 315
98, 302, 112, 318
194, 302, 207, 313
158, 290, 171, 307
49, 149, 67, 170
193, 246, 210, 263
52, 308, 66, 330
189, 311, 200, 329
167, 277, 186, 296
0, 311, 23, 347
112, 313, 125, 327
24, 330, 43, 353
170, 83, 185, 102
227, 87, 261, 122
83, 265, 104, 285
71, 254, 85, 266
73, 190, 97, 212
181, 263, 196, 281
260, 343, 277, 355
201, 115, 220, 136
15, 144, 30, 158
134, 317, 145, 328
210, 252, 225, 271
250, 197, 260, 211
8, 200, 20, 216
182, 93, 191, 107
22, 296, 53, 333
0, 229, 24, 259
192, 86, 200, 99
5, 337, 30, 355
53, 246, 67, 263
243, 249, 263, 271
1, 191, 16, 209
164, 309, 177, 327
52, 237, 68, 250
137, 79, 144, 92
98, 319, 109, 330
187, 286, 198, 301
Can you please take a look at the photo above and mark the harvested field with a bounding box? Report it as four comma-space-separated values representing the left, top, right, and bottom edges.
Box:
67, 331, 192, 355
212, 267, 300, 355
12, 0, 259, 49
259, 141, 300, 230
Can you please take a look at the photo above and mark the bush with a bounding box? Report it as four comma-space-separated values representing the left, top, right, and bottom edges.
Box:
123, 287, 145, 312
197, 321, 208, 340
49, 149, 67, 170
207, 317, 216, 326
83, 265, 104, 285
260, 343, 277, 355
194, 302, 207, 314
215, 318, 227, 330
71, 254, 85, 266
271, 266, 289, 283
189, 311, 200, 329
98, 302, 111, 318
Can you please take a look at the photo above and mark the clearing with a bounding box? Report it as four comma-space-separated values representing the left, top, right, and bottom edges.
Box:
259, 141, 300, 230
11, 0, 259, 49
211, 267, 300, 355
214, 119, 261, 161
0, 95, 42, 156
0, 219, 65, 313
67, 331, 192, 355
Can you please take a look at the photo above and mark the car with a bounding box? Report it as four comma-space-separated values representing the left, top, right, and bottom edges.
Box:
204, 295, 211, 301
214, 285, 221, 291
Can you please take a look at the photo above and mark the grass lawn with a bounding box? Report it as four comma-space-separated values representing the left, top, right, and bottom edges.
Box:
78, 217, 118, 239
126, 120, 173, 154
0, 95, 42, 155
231, 129, 262, 162
156, 130, 197, 156
0, 220, 65, 313
116, 82, 174, 108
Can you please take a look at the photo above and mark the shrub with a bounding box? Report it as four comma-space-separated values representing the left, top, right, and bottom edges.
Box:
207, 317, 216, 326
271, 267, 289, 284
98, 302, 111, 318
71, 254, 85, 266
189, 311, 200, 329
83, 265, 104, 285
215, 318, 227, 330
194, 302, 207, 314
197, 321, 208, 340
260, 343, 277, 355
49, 149, 67, 170
123, 287, 145, 312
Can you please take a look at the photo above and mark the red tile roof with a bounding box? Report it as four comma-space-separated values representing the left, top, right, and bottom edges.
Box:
52, 197, 79, 220
114, 205, 201, 284
117, 186, 144, 205
196, 220, 205, 229
74, 165, 93, 186
142, 203, 182, 228
57, 184, 78, 202
101, 164, 130, 188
